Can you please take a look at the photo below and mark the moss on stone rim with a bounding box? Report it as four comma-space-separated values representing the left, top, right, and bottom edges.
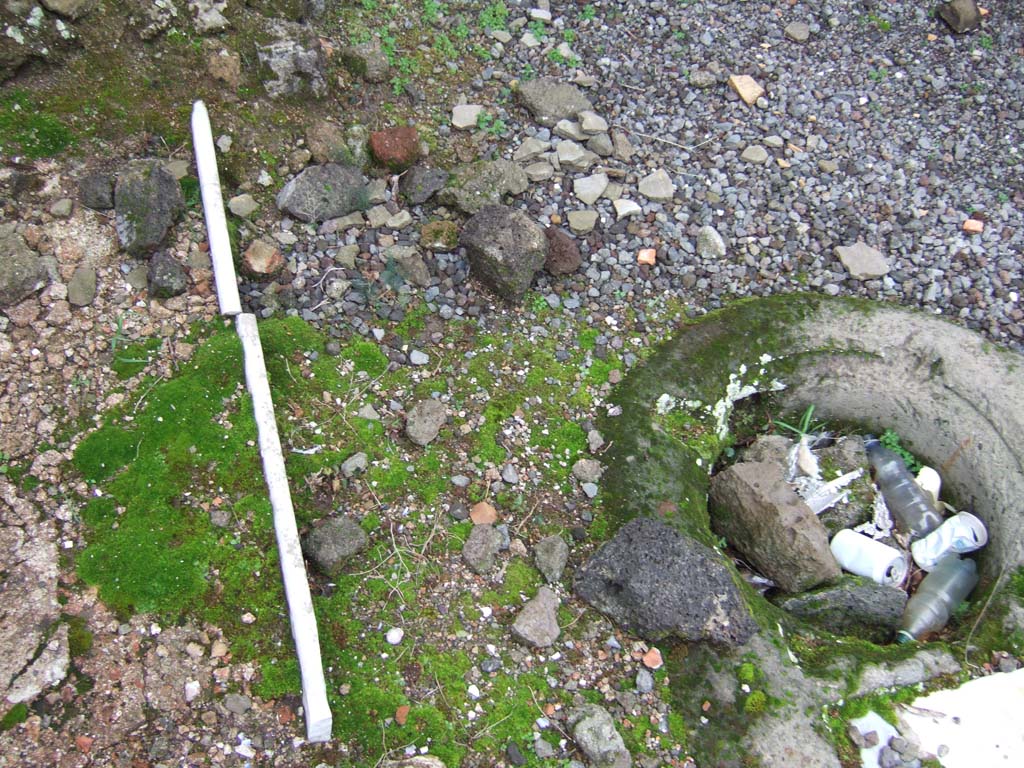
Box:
597, 293, 826, 545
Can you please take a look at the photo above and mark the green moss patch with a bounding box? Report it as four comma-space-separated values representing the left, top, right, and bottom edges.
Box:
0, 89, 74, 159
111, 338, 164, 380
0, 703, 29, 732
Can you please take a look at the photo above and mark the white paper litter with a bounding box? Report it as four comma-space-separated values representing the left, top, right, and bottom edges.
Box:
802, 469, 864, 515
786, 436, 863, 515
898, 668, 1024, 767
849, 711, 900, 768
854, 493, 895, 540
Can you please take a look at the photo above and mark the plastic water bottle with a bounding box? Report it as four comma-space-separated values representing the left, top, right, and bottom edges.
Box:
897, 556, 978, 643
865, 438, 944, 539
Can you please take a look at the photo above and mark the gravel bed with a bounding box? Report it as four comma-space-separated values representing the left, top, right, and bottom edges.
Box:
241, 0, 1023, 353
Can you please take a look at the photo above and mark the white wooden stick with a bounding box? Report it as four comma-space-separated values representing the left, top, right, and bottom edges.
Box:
236, 313, 332, 742
191, 100, 242, 316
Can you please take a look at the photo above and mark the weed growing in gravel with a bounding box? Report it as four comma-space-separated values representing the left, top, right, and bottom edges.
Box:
772, 404, 826, 440
476, 111, 508, 137
433, 32, 458, 60
528, 19, 547, 40
479, 1, 509, 32
422, 0, 443, 23
865, 13, 892, 33
548, 49, 580, 68
581, 4, 597, 21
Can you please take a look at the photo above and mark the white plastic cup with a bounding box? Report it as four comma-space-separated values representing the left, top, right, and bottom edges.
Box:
910, 511, 988, 571
830, 529, 909, 586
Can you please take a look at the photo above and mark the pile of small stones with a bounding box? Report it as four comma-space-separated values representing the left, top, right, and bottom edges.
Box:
237, 1, 1022, 361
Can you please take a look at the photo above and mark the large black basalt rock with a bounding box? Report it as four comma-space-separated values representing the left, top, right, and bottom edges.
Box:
574, 517, 756, 645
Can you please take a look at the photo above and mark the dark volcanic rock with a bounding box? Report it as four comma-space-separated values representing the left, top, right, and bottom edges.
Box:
114, 161, 184, 257
400, 165, 449, 205
574, 517, 756, 645
79, 171, 115, 210
276, 164, 368, 223
460, 205, 546, 302
147, 251, 188, 299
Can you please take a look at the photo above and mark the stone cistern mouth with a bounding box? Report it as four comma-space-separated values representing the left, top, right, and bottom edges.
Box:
595, 294, 1024, 583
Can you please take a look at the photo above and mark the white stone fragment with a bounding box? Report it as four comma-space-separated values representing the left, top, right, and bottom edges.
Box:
577, 110, 608, 134
638, 169, 675, 202
573, 173, 608, 205
452, 104, 484, 129
613, 199, 642, 220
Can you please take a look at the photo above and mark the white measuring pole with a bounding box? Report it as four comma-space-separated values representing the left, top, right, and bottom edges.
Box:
191, 100, 331, 742
236, 313, 332, 742
191, 100, 242, 316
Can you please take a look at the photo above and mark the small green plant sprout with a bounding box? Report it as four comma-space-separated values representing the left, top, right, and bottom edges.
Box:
433, 33, 457, 59
547, 49, 580, 68
868, 67, 889, 82
475, 111, 506, 136
109, 313, 128, 355
773, 404, 827, 440
422, 0, 443, 24
879, 429, 923, 473
527, 292, 549, 314
978, 35, 993, 51
581, 4, 597, 21
479, 1, 509, 32
865, 13, 892, 32
528, 19, 547, 41
0, 450, 10, 475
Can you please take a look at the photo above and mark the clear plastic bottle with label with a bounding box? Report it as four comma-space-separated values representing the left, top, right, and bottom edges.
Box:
897, 556, 978, 643
865, 438, 945, 539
